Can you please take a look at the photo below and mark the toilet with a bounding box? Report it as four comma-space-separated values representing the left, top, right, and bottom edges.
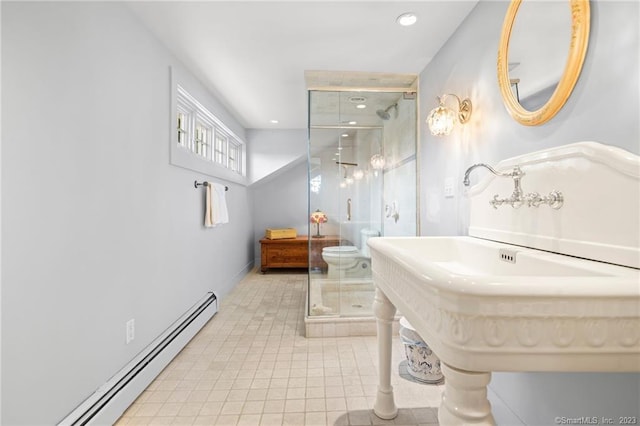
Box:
322, 228, 379, 279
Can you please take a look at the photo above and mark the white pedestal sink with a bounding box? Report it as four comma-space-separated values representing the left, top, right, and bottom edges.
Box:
369, 142, 640, 425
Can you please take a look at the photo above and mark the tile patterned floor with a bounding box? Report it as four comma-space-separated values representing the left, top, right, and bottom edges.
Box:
116, 269, 443, 425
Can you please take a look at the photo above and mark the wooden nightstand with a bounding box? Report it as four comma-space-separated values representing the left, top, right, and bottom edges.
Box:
259, 235, 343, 273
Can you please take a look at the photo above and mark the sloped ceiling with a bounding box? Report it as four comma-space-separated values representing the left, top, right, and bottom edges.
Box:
127, 1, 478, 130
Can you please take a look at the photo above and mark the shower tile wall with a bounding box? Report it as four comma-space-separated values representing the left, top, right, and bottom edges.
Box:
382, 97, 417, 237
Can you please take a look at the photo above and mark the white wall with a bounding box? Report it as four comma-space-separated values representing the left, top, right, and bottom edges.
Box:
247, 129, 307, 184
1, 3, 254, 424
420, 0, 639, 236
248, 128, 309, 265
418, 0, 639, 423
251, 161, 309, 264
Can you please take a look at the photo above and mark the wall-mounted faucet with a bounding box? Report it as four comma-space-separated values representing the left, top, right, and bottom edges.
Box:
464, 163, 525, 208
347, 198, 352, 221
463, 163, 518, 186
463, 163, 563, 209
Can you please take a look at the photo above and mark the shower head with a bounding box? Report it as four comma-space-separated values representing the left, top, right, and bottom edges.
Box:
376, 109, 390, 120
376, 103, 398, 120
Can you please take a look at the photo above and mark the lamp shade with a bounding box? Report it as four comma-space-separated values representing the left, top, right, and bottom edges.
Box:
427, 105, 456, 136
310, 209, 328, 224
310, 209, 328, 238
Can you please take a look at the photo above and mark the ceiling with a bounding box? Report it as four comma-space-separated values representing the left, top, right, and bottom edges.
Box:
126, 1, 478, 130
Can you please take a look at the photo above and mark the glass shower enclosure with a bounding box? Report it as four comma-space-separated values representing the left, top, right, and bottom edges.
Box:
306, 76, 418, 334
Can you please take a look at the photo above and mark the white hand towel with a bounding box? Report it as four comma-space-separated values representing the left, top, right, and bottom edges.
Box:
204, 182, 215, 228
212, 183, 229, 225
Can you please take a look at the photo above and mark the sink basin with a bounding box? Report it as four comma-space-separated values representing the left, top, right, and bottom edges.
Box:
369, 236, 640, 425
370, 236, 640, 371
372, 236, 636, 294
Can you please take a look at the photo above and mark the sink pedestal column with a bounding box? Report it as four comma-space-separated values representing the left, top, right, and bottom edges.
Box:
440, 363, 495, 425
372, 287, 397, 420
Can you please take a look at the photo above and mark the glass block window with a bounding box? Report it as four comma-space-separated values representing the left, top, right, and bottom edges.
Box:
310, 174, 322, 194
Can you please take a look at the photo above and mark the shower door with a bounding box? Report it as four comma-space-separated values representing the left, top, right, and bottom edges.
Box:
307, 89, 417, 319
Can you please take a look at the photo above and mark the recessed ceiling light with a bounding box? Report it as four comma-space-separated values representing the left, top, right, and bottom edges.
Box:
349, 121, 357, 125
270, 119, 279, 124
348, 96, 367, 103
396, 12, 417, 26
341, 134, 349, 138
356, 104, 366, 109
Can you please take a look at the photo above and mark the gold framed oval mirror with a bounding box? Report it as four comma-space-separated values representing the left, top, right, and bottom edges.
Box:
497, 0, 590, 126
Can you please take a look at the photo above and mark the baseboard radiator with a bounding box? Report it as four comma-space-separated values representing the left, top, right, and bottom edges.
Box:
58, 292, 218, 426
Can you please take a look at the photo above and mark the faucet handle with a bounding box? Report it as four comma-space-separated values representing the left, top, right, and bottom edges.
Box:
489, 194, 503, 209
524, 191, 563, 209
547, 191, 564, 209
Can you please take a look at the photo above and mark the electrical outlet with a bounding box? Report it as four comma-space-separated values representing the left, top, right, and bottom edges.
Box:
126, 319, 135, 344
444, 177, 455, 198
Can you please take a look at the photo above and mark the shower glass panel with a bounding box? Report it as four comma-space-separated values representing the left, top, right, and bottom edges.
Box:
308, 89, 417, 319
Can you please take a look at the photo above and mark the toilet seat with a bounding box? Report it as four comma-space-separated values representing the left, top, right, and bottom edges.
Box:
323, 245, 359, 255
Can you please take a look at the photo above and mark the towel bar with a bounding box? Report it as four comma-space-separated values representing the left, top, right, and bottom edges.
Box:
194, 180, 229, 191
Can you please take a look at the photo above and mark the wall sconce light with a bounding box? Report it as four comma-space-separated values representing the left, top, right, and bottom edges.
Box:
370, 154, 385, 171
370, 154, 385, 177
426, 94, 472, 136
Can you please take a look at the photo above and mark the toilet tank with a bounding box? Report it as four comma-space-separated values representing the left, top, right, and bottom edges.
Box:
360, 228, 380, 257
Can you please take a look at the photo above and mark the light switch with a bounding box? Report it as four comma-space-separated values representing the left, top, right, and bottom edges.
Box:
444, 177, 455, 198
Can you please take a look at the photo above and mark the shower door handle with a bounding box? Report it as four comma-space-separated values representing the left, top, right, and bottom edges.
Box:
347, 198, 352, 221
